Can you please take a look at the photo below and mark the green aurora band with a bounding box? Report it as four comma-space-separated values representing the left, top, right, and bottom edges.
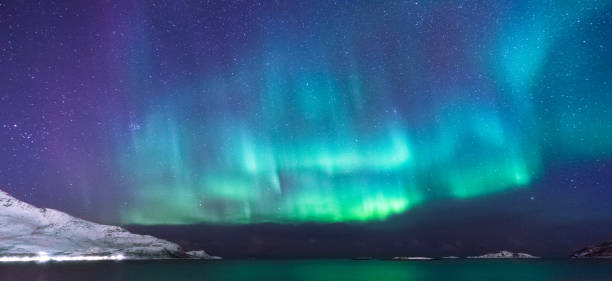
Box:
118, 0, 612, 224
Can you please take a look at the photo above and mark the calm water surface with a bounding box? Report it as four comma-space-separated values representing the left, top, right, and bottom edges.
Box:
1, 259, 612, 281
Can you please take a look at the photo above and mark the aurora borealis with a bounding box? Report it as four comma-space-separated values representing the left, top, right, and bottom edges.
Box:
116, 0, 611, 224
2, 0, 612, 233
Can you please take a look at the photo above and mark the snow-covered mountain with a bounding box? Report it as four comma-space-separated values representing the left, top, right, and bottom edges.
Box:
468, 250, 539, 259
0, 189, 219, 259
572, 241, 612, 258
391, 256, 433, 260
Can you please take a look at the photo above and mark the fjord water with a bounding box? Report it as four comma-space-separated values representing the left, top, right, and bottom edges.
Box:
2, 259, 612, 281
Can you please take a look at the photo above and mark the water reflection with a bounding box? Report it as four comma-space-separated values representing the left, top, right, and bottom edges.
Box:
1, 260, 612, 281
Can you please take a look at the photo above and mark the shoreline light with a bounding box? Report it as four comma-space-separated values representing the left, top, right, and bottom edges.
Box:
0, 252, 125, 263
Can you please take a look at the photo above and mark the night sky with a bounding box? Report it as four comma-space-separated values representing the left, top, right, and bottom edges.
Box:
2, 0, 612, 257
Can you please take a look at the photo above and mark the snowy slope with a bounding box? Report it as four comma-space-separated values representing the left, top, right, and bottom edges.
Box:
0, 189, 218, 259
468, 250, 539, 259
572, 241, 612, 258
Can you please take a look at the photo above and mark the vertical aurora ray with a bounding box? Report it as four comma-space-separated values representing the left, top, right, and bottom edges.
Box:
114, 0, 612, 224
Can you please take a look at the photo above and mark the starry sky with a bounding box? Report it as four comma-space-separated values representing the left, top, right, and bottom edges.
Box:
2, 0, 612, 257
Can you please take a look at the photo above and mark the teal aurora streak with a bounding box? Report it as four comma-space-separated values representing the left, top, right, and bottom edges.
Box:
118, 0, 612, 224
